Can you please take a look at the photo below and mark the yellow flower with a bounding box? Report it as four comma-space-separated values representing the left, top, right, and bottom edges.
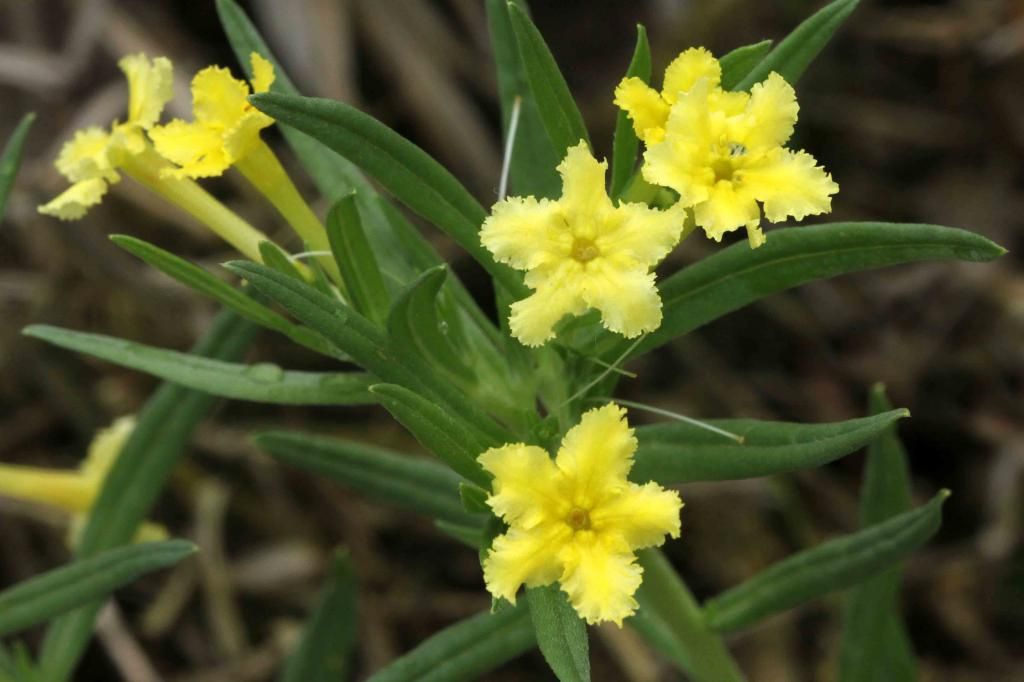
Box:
613, 47, 728, 145
150, 52, 275, 179
480, 142, 685, 347
39, 54, 173, 220
479, 404, 682, 626
615, 48, 839, 248
0, 417, 166, 546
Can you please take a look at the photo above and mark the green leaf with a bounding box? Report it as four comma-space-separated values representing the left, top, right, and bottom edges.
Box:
327, 194, 390, 326
839, 385, 918, 682
38, 311, 257, 681
21, 325, 373, 406
0, 113, 34, 219
367, 604, 534, 682
369, 383, 493, 489
0, 541, 194, 638
507, 3, 590, 160
485, 0, 561, 198
254, 430, 478, 526
0, 641, 43, 682
248, 92, 527, 298
259, 240, 306, 282
627, 606, 691, 673
215, 0, 417, 286
735, 0, 859, 91
280, 549, 357, 682
225, 261, 511, 446
434, 520, 486, 549
704, 491, 949, 633
610, 26, 651, 200
111, 235, 343, 360
527, 585, 590, 682
719, 40, 773, 91
459, 482, 491, 515
387, 266, 476, 385
632, 410, 908, 484
636, 550, 745, 682
607, 222, 1006, 361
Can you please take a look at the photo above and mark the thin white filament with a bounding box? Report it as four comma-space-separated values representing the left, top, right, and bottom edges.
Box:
498, 96, 523, 202
592, 397, 745, 443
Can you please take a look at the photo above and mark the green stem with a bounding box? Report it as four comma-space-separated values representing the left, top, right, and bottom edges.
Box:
637, 549, 746, 682
235, 140, 344, 289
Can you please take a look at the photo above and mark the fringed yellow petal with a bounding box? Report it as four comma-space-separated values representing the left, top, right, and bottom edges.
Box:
480, 196, 562, 271
662, 47, 720, 102
249, 52, 275, 93
224, 111, 273, 162
508, 275, 588, 347
118, 54, 173, 130
597, 201, 687, 266
555, 404, 636, 502
593, 482, 682, 548
150, 119, 231, 179
693, 181, 761, 241
613, 77, 669, 144
583, 264, 662, 338
741, 148, 838, 223
558, 537, 643, 626
734, 72, 799, 151
55, 127, 117, 184
191, 66, 250, 126
483, 524, 570, 604
557, 142, 612, 221
478, 443, 562, 528
38, 178, 109, 220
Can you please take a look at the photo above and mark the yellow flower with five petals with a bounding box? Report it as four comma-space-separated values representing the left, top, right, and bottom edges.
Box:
39, 54, 172, 220
479, 403, 682, 626
480, 142, 685, 347
616, 48, 838, 248
150, 52, 275, 179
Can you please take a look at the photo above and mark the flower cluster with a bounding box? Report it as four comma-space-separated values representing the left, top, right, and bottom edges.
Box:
480, 404, 682, 625
482, 47, 838, 346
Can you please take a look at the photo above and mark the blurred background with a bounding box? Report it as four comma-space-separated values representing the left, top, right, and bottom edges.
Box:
1, 0, 1022, 680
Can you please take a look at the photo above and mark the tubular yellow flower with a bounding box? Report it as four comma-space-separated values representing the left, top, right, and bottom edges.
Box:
0, 417, 166, 546
480, 142, 686, 347
615, 49, 839, 249
151, 53, 340, 283
37, 54, 277, 264
479, 404, 682, 626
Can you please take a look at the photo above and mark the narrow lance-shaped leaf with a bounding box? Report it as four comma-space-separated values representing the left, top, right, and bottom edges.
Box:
507, 3, 590, 160
0, 541, 195, 638
635, 550, 746, 682
38, 311, 258, 681
225, 261, 512, 447
632, 410, 908, 484
280, 549, 357, 682
0, 112, 34, 218
215, 0, 419, 286
527, 585, 591, 682
839, 384, 918, 682
258, 240, 307, 282
719, 40, 773, 91
486, 0, 561, 198
248, 92, 527, 299
704, 491, 949, 633
111, 235, 344, 360
610, 26, 651, 200
254, 430, 479, 527
601, 222, 1006, 361
22, 325, 373, 406
369, 383, 494, 489
367, 604, 535, 682
327, 194, 391, 326
387, 266, 477, 386
735, 0, 859, 91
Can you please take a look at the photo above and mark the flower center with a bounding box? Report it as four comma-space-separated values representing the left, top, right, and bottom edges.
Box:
711, 157, 735, 183
567, 507, 592, 531
570, 237, 600, 263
